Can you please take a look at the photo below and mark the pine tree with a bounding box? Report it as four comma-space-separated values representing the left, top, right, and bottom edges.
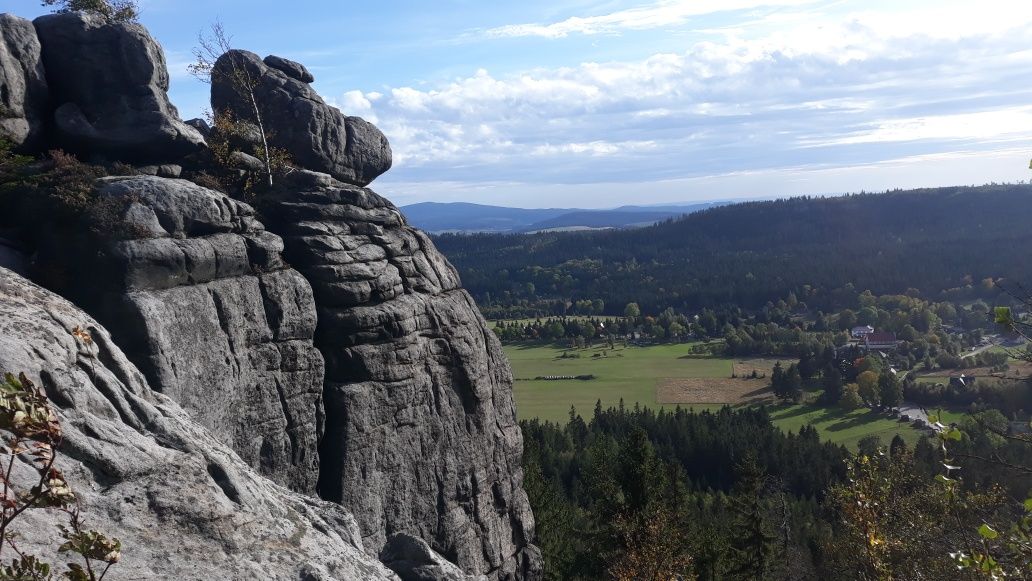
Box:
821, 363, 844, 403
771, 361, 786, 399
729, 454, 777, 578
878, 370, 902, 409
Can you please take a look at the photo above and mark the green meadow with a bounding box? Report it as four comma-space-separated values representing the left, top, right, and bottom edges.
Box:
505, 342, 727, 420
505, 342, 924, 450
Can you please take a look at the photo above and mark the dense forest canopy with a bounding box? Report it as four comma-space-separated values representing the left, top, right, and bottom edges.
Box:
433, 184, 1032, 316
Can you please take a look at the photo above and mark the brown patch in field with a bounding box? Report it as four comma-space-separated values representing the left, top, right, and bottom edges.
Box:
657, 376, 775, 405
730, 358, 784, 378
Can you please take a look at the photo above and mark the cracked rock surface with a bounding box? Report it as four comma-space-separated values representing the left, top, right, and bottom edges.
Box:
33, 176, 325, 494
0, 13, 48, 151
264, 170, 543, 580
0, 266, 396, 580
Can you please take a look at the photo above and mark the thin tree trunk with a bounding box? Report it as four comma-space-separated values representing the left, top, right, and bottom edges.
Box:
249, 90, 273, 187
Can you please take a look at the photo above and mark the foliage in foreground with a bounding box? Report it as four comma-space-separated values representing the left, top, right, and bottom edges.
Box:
524, 402, 1032, 579
0, 368, 120, 580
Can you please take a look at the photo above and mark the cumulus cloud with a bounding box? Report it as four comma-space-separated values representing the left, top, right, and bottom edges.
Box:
336, 3, 1032, 203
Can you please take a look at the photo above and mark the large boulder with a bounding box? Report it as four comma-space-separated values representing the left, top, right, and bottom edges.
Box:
0, 13, 48, 151
31, 175, 325, 494
211, 50, 391, 187
0, 266, 397, 580
32, 12, 204, 162
263, 170, 542, 580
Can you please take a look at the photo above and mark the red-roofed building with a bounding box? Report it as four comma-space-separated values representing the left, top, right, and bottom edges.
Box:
864, 332, 898, 350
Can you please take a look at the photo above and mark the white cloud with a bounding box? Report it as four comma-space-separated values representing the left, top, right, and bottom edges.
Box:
482, 0, 818, 38
811, 108, 1032, 146
342, 3, 1032, 203
531, 140, 657, 156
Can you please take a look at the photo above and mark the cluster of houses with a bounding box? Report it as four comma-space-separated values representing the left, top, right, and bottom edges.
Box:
851, 325, 899, 351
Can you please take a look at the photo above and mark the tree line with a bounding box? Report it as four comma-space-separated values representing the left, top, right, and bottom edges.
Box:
434, 184, 1032, 316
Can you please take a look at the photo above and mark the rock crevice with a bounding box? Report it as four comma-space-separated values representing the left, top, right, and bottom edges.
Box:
263, 172, 541, 580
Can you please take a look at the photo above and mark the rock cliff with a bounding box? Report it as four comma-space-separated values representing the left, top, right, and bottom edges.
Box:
263, 170, 540, 578
31, 175, 326, 494
0, 14, 48, 152
0, 9, 540, 580
27, 12, 204, 161
0, 266, 396, 580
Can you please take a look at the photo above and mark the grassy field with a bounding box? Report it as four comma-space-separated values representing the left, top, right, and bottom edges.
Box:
507, 342, 734, 422
768, 404, 923, 449
506, 342, 924, 450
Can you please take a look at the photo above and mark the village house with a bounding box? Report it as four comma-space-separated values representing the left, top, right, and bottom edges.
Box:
851, 325, 875, 338
864, 332, 898, 350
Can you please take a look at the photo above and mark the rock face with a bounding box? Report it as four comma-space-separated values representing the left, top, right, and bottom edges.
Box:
382, 534, 484, 581
32, 12, 204, 162
211, 50, 391, 187
33, 176, 325, 494
264, 54, 315, 83
263, 170, 542, 579
0, 267, 397, 580
0, 14, 48, 151
0, 11, 541, 578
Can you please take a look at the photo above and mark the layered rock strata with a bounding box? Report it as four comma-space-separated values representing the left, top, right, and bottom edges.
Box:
263, 170, 541, 579
33, 176, 325, 493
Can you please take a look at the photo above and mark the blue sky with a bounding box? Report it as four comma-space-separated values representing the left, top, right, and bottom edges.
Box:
13, 0, 1032, 207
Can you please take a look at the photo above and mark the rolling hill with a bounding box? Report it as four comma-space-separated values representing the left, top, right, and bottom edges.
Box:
400, 201, 725, 233
432, 184, 1032, 315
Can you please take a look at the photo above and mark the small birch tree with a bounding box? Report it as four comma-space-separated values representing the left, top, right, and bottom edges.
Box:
188, 23, 277, 188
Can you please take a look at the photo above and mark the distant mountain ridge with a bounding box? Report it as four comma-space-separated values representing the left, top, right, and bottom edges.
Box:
400, 201, 726, 233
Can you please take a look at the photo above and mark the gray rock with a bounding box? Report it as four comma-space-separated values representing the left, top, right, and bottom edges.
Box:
34, 176, 325, 494
229, 150, 265, 172
211, 50, 391, 187
0, 13, 48, 151
263, 173, 542, 579
0, 266, 398, 581
264, 54, 315, 83
184, 117, 212, 138
382, 534, 486, 581
136, 163, 182, 178
33, 12, 205, 162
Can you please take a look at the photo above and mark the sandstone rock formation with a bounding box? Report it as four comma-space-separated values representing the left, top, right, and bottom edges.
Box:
382, 533, 484, 581
211, 49, 392, 187
0, 266, 397, 580
262, 170, 541, 579
33, 12, 205, 162
264, 54, 315, 83
0, 14, 48, 151
0, 9, 542, 579
32, 176, 326, 494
